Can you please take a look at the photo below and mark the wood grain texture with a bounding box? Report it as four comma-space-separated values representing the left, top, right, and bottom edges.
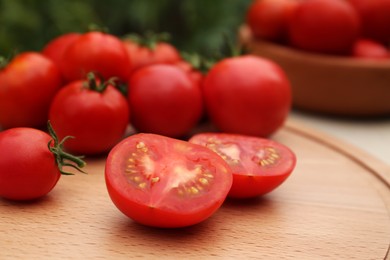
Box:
1, 119, 389, 259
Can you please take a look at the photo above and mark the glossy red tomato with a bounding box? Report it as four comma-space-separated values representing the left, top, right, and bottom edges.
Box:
352, 39, 390, 59
246, 0, 300, 42
189, 133, 296, 198
348, 0, 390, 44
42, 33, 81, 68
49, 74, 129, 155
128, 64, 203, 138
123, 39, 181, 73
288, 0, 361, 54
203, 55, 291, 137
0, 52, 62, 129
0, 126, 85, 200
105, 133, 233, 228
60, 31, 132, 83
174, 60, 204, 86
0, 128, 59, 200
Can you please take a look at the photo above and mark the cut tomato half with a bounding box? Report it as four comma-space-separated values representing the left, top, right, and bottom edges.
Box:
105, 133, 233, 228
189, 133, 296, 198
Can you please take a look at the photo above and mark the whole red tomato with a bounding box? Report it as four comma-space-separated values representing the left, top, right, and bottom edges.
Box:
42, 33, 81, 68
352, 39, 390, 59
128, 64, 203, 138
0, 52, 62, 129
203, 55, 291, 137
123, 39, 181, 73
288, 0, 361, 55
60, 31, 132, 83
246, 0, 300, 42
0, 125, 85, 201
49, 73, 130, 155
105, 133, 232, 228
348, 0, 390, 44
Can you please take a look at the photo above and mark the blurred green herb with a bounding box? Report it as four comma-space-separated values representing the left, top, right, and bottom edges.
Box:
0, 0, 251, 56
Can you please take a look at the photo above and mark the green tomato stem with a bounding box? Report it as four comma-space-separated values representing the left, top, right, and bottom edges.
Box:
0, 56, 9, 69
123, 31, 171, 50
85, 72, 117, 93
47, 121, 87, 175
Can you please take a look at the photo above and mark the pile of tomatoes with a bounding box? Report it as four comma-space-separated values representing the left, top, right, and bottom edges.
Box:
247, 0, 390, 59
0, 29, 296, 228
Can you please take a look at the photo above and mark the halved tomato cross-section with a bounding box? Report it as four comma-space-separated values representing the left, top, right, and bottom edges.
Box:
105, 133, 232, 228
189, 133, 296, 198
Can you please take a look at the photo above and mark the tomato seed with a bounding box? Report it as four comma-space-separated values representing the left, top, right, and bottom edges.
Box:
136, 141, 148, 153
199, 178, 209, 185
151, 177, 160, 183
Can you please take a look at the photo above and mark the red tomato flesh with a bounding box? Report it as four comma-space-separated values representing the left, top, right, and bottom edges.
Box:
105, 133, 233, 228
189, 133, 296, 198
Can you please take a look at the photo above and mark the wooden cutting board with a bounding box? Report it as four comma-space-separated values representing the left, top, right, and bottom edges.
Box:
1, 119, 389, 259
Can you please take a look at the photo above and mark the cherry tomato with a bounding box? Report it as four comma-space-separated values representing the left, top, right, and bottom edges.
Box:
174, 60, 204, 87
352, 39, 390, 59
0, 52, 62, 129
203, 55, 291, 137
60, 31, 132, 83
348, 0, 390, 44
105, 133, 233, 228
189, 133, 296, 198
288, 0, 361, 55
128, 64, 203, 138
0, 125, 85, 201
246, 0, 300, 42
123, 39, 181, 73
42, 33, 81, 68
49, 73, 129, 155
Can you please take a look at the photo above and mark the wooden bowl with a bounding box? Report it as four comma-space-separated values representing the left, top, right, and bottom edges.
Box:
239, 25, 390, 117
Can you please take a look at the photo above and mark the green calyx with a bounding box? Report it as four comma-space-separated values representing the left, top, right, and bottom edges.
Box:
124, 31, 171, 50
180, 52, 215, 74
87, 23, 109, 34
47, 121, 86, 175
180, 33, 245, 74
84, 72, 117, 93
0, 56, 9, 69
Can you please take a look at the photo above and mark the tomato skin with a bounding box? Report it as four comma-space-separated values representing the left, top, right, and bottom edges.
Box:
0, 52, 62, 129
105, 133, 233, 228
288, 0, 361, 55
42, 33, 81, 68
203, 55, 291, 137
49, 79, 129, 155
352, 38, 390, 59
228, 169, 291, 198
60, 32, 132, 83
0, 128, 60, 200
348, 0, 390, 44
189, 133, 296, 198
246, 0, 300, 42
128, 65, 203, 138
123, 40, 181, 73
174, 60, 204, 87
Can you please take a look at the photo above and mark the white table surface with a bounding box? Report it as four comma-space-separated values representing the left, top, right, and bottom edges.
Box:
290, 110, 390, 166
